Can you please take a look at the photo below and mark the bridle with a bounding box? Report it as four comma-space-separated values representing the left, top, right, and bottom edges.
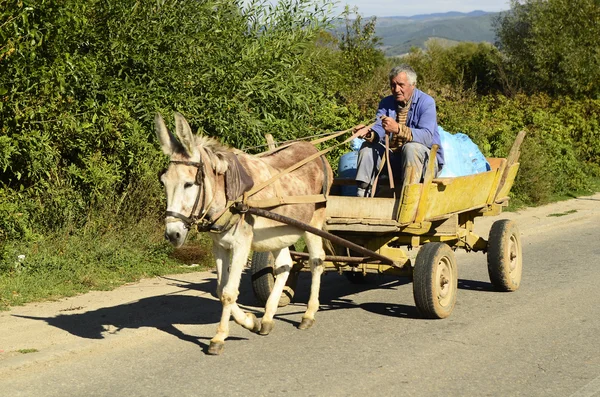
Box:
164, 152, 223, 232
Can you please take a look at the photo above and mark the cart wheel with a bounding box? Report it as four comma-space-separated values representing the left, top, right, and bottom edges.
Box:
250, 251, 298, 307
487, 220, 522, 292
413, 242, 457, 319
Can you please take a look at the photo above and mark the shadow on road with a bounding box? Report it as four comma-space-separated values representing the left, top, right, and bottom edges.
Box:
12, 276, 240, 353
458, 278, 495, 292
12, 270, 426, 353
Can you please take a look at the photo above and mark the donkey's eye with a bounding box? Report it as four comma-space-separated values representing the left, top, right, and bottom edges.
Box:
184, 182, 194, 189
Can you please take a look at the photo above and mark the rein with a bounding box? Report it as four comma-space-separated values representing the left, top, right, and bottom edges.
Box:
242, 121, 375, 202
165, 120, 375, 233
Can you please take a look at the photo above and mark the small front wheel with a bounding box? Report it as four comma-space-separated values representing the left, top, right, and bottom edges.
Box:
487, 220, 522, 292
412, 242, 458, 319
250, 251, 298, 307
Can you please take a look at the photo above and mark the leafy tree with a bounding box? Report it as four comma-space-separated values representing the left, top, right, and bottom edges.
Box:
494, 0, 600, 98
0, 0, 339, 238
338, 6, 385, 84
404, 41, 505, 95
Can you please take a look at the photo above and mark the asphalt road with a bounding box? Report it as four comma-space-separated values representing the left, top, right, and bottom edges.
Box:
1, 195, 600, 397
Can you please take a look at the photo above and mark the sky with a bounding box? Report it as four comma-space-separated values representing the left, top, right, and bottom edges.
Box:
332, 0, 510, 17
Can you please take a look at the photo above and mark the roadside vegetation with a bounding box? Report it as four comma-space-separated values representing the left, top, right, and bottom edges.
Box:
1, 0, 598, 309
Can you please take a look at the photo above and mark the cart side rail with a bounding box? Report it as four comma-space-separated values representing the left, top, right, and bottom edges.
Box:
396, 169, 499, 224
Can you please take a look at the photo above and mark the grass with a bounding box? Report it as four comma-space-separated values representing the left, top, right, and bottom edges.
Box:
0, 218, 213, 311
17, 349, 39, 354
507, 176, 600, 212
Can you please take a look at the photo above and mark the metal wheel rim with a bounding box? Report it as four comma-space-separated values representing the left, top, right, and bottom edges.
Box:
508, 233, 522, 281
435, 256, 454, 307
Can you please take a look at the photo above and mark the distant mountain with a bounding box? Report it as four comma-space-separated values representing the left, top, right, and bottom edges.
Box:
371, 11, 501, 56
375, 10, 492, 24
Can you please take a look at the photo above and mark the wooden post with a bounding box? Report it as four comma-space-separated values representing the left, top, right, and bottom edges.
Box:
414, 144, 439, 223
265, 134, 276, 150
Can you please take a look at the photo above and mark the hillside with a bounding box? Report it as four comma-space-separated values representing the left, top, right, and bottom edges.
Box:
372, 11, 500, 56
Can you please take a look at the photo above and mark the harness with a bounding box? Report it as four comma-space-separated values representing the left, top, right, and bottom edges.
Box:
165, 122, 374, 234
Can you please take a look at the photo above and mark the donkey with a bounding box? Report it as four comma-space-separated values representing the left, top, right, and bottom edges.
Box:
155, 113, 333, 355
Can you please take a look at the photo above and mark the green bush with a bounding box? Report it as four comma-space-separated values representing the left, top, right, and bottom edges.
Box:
434, 93, 599, 204
1, 0, 599, 309
0, 0, 350, 240
404, 41, 505, 95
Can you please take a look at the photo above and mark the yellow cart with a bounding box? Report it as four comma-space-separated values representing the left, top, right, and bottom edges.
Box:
250, 131, 525, 319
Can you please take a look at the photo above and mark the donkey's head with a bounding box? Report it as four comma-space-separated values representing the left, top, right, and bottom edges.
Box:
155, 113, 229, 247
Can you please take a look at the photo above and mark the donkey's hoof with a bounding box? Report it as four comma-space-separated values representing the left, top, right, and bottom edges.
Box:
259, 320, 274, 336
298, 317, 314, 330
249, 313, 261, 333
207, 341, 225, 355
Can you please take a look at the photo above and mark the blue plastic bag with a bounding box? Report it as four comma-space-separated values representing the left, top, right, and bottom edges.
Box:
438, 126, 490, 178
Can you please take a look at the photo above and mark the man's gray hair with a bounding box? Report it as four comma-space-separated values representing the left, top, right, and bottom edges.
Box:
389, 65, 417, 86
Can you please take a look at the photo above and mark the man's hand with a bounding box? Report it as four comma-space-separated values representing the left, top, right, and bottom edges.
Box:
382, 115, 412, 148
354, 124, 375, 142
381, 116, 399, 135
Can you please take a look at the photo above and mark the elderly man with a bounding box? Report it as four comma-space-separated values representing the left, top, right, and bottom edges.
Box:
355, 65, 445, 197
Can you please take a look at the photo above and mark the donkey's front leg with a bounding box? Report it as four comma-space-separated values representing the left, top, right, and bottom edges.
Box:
208, 244, 232, 355
208, 233, 259, 355
299, 232, 325, 330
259, 247, 291, 335
212, 244, 230, 300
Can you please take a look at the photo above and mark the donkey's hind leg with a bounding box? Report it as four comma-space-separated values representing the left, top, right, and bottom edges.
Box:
259, 247, 292, 335
299, 226, 326, 330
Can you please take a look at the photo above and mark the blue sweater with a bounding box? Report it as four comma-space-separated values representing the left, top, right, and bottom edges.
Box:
371, 89, 445, 168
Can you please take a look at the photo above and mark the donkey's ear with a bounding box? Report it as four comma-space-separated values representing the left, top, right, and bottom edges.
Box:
155, 113, 181, 156
174, 112, 196, 156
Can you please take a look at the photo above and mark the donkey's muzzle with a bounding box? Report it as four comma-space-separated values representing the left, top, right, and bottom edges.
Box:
164, 223, 188, 248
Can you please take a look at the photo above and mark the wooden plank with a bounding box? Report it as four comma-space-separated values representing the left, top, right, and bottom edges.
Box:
326, 217, 398, 226
493, 130, 526, 201
495, 163, 520, 202
415, 145, 438, 223
486, 157, 504, 170
324, 224, 399, 233
326, 196, 400, 220
420, 170, 497, 221
485, 159, 507, 205
397, 184, 422, 224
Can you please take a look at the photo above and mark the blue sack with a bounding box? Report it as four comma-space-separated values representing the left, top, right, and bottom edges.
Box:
438, 126, 490, 178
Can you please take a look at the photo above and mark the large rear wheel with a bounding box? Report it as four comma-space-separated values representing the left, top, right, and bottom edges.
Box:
412, 242, 458, 319
250, 251, 299, 307
487, 220, 522, 292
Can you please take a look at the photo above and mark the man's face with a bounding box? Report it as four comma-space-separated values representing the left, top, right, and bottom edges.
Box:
390, 72, 415, 103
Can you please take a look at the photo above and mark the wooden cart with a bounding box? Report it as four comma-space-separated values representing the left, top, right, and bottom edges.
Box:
249, 131, 525, 319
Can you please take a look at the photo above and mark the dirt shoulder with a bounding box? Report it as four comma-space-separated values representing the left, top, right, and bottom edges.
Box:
1, 193, 599, 373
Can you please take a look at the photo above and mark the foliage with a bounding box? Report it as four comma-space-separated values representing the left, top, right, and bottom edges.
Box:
338, 6, 385, 85
0, 217, 212, 310
493, 0, 600, 98
1, 0, 600, 309
0, 0, 343, 240
435, 93, 600, 205
404, 41, 506, 95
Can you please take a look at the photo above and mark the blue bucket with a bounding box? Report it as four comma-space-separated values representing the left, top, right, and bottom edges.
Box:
337, 151, 358, 196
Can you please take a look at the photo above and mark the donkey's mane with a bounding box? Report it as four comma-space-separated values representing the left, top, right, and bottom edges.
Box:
194, 134, 232, 174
